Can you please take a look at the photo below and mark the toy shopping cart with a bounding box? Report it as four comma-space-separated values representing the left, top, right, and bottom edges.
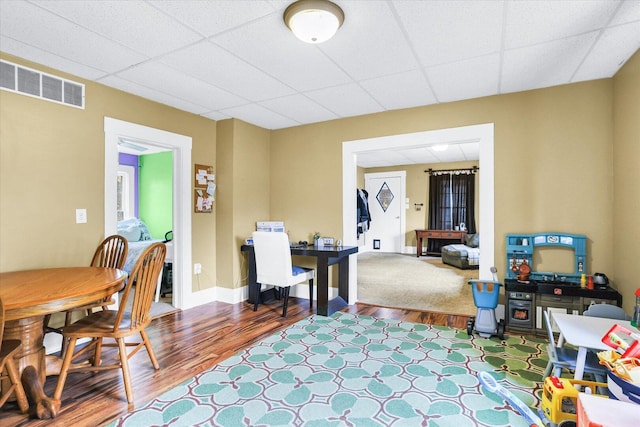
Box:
467, 267, 505, 339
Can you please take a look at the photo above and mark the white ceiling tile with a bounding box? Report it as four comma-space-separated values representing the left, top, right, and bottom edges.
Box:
0, 1, 146, 73
32, 0, 202, 57
99, 75, 212, 116
0, 37, 106, 80
201, 111, 232, 122
149, 0, 277, 37
259, 94, 339, 125
504, 0, 619, 49
112, 61, 246, 111
360, 69, 437, 110
610, 0, 640, 25
159, 40, 295, 102
305, 83, 382, 118
501, 33, 599, 94
212, 13, 352, 92
319, 1, 419, 80
427, 54, 501, 103
394, 0, 504, 67
574, 22, 640, 81
221, 103, 298, 130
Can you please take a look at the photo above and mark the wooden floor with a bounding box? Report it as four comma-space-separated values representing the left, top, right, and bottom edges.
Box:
0, 298, 471, 427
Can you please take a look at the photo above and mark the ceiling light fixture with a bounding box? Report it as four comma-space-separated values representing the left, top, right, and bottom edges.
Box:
431, 144, 449, 152
284, 0, 345, 44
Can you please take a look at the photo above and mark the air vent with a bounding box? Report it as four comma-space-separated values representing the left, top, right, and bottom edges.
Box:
0, 59, 84, 109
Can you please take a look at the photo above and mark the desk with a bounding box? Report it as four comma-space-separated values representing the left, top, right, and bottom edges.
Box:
0, 267, 127, 418
552, 313, 634, 381
242, 245, 358, 317
415, 229, 466, 257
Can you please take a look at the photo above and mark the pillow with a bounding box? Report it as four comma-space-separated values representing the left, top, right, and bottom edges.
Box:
465, 233, 479, 248
117, 218, 152, 242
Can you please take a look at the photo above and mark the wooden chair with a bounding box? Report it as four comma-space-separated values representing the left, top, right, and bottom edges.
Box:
1, 298, 29, 413
53, 242, 166, 405
44, 235, 128, 353
252, 231, 314, 317
542, 310, 606, 381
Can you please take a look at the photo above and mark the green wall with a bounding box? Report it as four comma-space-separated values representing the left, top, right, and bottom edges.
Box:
139, 151, 173, 239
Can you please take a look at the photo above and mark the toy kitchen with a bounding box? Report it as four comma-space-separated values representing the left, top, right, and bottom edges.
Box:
504, 232, 622, 335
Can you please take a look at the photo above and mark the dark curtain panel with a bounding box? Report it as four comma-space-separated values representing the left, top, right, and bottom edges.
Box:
451, 173, 476, 234
427, 171, 477, 253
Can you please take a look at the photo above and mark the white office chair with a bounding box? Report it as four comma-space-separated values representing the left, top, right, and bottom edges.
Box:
542, 310, 607, 382
252, 231, 315, 317
583, 303, 630, 320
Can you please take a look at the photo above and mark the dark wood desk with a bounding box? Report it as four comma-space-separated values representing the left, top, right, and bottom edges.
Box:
241, 244, 358, 316
0, 267, 127, 418
415, 229, 467, 257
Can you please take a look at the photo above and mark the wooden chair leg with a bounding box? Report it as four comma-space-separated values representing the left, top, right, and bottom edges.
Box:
53, 337, 78, 402
308, 279, 314, 308
2, 357, 29, 412
140, 329, 160, 370
116, 338, 134, 404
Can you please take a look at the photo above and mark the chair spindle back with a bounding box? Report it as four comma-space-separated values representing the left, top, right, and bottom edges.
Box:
91, 235, 128, 269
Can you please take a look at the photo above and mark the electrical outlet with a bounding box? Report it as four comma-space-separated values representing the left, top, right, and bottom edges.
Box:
194, 263, 202, 275
75, 208, 87, 224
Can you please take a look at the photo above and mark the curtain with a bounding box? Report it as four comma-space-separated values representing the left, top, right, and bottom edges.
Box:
427, 171, 476, 253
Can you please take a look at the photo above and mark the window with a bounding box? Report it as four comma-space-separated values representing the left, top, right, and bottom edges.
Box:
117, 165, 135, 221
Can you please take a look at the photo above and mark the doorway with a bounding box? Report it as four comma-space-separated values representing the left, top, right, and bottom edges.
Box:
363, 171, 406, 253
104, 118, 193, 310
342, 123, 495, 305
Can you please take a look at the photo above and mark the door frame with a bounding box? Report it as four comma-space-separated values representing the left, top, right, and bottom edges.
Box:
342, 123, 495, 305
104, 117, 192, 310
363, 171, 406, 253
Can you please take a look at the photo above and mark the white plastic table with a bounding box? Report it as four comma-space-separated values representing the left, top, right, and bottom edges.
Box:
551, 312, 635, 380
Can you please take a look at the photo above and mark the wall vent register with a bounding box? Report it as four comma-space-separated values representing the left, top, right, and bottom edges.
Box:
0, 59, 85, 109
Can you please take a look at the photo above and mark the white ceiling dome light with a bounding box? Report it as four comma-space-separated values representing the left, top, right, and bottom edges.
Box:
284, 0, 345, 44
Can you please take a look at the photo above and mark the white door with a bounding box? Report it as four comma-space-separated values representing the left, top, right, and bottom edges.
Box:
364, 172, 405, 253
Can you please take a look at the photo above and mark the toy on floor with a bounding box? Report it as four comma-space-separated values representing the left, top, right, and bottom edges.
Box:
467, 266, 505, 339
539, 376, 608, 427
478, 371, 545, 427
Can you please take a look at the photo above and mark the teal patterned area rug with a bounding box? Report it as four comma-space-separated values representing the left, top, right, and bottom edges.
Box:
108, 313, 548, 426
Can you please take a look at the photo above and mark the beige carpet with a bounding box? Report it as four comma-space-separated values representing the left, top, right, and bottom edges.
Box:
357, 252, 479, 315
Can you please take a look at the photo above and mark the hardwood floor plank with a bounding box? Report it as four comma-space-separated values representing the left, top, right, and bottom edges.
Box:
0, 299, 470, 426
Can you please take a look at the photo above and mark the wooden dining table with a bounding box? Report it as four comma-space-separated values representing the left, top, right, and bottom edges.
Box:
0, 266, 127, 418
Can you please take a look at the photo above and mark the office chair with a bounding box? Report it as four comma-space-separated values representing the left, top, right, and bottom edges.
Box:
252, 231, 315, 317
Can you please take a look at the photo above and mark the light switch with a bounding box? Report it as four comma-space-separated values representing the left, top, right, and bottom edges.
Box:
76, 208, 87, 224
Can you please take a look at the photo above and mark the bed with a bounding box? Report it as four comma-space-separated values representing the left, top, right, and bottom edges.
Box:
441, 233, 480, 270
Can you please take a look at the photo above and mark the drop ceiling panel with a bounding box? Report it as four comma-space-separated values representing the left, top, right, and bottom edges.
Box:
212, 14, 352, 92
259, 94, 339, 126
158, 40, 295, 102
427, 54, 501, 103
305, 83, 382, 118
320, 1, 419, 81
0, 1, 145, 73
504, 0, 620, 49
395, 1, 504, 67
32, 0, 202, 57
360, 69, 437, 111
501, 33, 599, 94
149, 0, 277, 37
573, 23, 640, 81
221, 103, 297, 130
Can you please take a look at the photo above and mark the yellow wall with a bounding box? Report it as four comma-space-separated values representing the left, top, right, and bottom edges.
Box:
363, 161, 479, 247
613, 50, 640, 314
0, 53, 216, 294
2, 48, 638, 312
